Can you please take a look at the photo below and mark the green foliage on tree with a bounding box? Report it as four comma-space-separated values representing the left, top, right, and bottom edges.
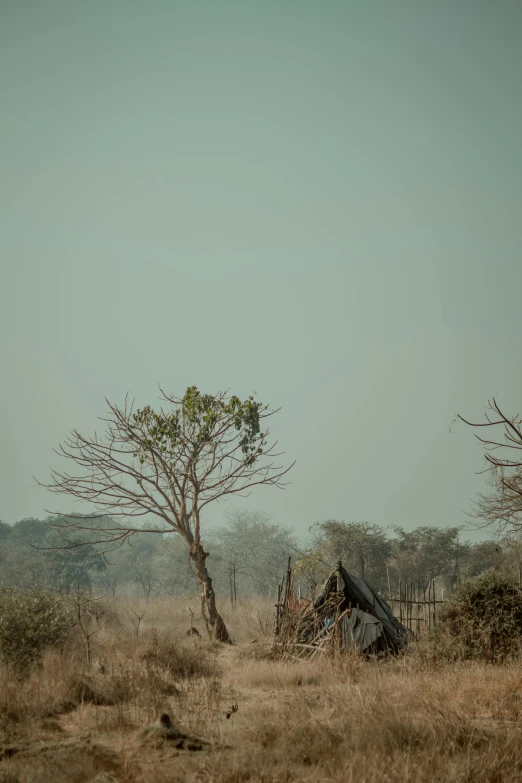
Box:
132, 387, 268, 470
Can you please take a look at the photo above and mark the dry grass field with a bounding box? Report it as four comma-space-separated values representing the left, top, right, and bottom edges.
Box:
2, 596, 522, 782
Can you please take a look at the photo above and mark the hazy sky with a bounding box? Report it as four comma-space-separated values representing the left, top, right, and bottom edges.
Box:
2, 1, 522, 541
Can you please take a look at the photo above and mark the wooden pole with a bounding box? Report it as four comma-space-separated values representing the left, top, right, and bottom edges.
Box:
417, 583, 421, 636
399, 579, 402, 623
275, 581, 282, 636
413, 585, 419, 636
281, 557, 292, 613
387, 566, 392, 601
428, 579, 431, 630
404, 581, 406, 626
413, 584, 417, 636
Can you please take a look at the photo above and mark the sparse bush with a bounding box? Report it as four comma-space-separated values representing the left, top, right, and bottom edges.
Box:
0, 588, 74, 669
142, 638, 217, 679
81, 596, 122, 628
418, 570, 522, 663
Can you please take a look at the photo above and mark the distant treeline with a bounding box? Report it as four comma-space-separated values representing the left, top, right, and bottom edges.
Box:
302, 521, 521, 599
0, 513, 516, 602
0, 511, 297, 602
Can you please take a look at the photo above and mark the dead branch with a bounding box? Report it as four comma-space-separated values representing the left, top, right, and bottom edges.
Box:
457, 398, 522, 532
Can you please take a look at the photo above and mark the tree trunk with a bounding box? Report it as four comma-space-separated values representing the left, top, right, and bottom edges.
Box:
191, 542, 232, 644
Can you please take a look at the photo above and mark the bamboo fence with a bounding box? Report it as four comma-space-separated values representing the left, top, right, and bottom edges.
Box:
388, 579, 444, 636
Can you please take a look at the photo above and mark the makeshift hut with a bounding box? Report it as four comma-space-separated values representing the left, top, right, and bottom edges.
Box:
274, 560, 412, 659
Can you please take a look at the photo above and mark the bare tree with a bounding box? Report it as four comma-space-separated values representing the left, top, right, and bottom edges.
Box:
38, 386, 293, 643
457, 398, 522, 533
70, 586, 107, 668
210, 509, 298, 602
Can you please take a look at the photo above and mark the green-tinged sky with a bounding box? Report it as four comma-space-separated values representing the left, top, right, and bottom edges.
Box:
1, 0, 522, 540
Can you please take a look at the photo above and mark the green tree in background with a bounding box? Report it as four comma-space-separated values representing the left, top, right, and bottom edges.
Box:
311, 520, 392, 593
460, 540, 505, 579
390, 525, 462, 591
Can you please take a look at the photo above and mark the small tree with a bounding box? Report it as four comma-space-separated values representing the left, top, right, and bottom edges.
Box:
130, 550, 162, 602
293, 552, 331, 600
39, 386, 293, 643
70, 587, 107, 668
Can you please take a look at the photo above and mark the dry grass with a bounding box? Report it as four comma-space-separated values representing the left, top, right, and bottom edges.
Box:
3, 597, 522, 781
113, 594, 275, 644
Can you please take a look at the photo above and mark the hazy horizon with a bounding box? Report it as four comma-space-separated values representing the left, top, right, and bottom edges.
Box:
2, 1, 522, 542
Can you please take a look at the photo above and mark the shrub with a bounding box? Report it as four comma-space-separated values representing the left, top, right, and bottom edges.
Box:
0, 588, 74, 668
76, 594, 122, 629
142, 638, 217, 679
421, 570, 522, 663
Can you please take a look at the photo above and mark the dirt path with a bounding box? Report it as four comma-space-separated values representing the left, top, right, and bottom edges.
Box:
49, 642, 274, 781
